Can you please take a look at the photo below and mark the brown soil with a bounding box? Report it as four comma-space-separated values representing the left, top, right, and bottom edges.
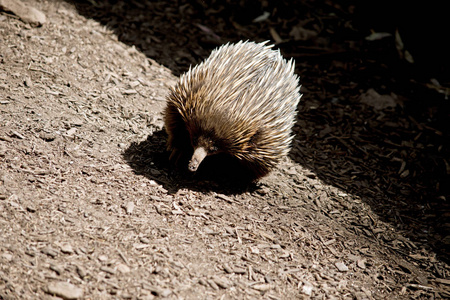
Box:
1, 0, 449, 299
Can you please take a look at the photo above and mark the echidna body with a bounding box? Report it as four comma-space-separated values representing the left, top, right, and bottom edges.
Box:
164, 41, 301, 179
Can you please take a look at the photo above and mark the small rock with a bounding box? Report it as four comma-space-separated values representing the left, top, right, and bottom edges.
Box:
335, 262, 349, 272
0, 0, 46, 26
120, 292, 133, 299
302, 282, 314, 296
2, 252, 13, 261
360, 88, 397, 110
42, 247, 58, 258
159, 289, 172, 297
357, 259, 366, 269
212, 277, 230, 289
24, 76, 33, 87
98, 255, 108, 262
125, 201, 134, 214
145, 286, 171, 297
40, 132, 56, 141
65, 128, 77, 137
123, 89, 137, 95
60, 243, 74, 254
117, 263, 130, 273
45, 282, 83, 300
139, 236, 150, 244
69, 117, 84, 126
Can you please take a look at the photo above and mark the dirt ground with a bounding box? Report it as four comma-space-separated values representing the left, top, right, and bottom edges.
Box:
1, 0, 449, 299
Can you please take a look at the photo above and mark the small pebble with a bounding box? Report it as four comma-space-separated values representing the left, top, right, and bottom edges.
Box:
42, 247, 58, 258
98, 255, 108, 262
335, 262, 349, 272
65, 128, 77, 136
121, 292, 132, 299
212, 277, 229, 289
46, 282, 83, 300
123, 89, 137, 95
125, 201, 134, 214
117, 263, 130, 273
146, 286, 171, 297
2, 253, 13, 261
357, 259, 366, 269
60, 243, 74, 254
24, 77, 33, 87
159, 289, 172, 297
302, 282, 314, 296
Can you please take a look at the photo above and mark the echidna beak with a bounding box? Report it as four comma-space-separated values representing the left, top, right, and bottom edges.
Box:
188, 147, 207, 172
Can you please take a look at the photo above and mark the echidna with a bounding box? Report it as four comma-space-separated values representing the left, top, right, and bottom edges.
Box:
164, 41, 301, 180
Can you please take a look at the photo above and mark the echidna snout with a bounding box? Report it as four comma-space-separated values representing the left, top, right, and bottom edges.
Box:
188, 147, 207, 172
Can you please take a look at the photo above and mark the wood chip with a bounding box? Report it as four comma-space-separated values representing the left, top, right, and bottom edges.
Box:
123, 89, 137, 95
11, 130, 25, 139
251, 283, 273, 291
216, 193, 238, 204
223, 264, 233, 274
100, 266, 116, 275
212, 277, 230, 289
207, 279, 219, 290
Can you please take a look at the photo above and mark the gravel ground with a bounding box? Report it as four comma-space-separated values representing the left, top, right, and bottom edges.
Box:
1, 0, 449, 299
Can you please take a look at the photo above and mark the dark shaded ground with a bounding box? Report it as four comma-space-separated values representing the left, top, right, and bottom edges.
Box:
70, 0, 449, 262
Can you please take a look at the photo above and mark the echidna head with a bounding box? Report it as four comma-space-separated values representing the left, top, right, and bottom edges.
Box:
186, 114, 261, 174
188, 134, 220, 172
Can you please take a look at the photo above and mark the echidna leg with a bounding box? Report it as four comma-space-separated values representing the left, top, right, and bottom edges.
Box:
169, 148, 184, 167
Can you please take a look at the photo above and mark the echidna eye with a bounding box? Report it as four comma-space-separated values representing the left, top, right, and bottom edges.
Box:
210, 146, 218, 152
